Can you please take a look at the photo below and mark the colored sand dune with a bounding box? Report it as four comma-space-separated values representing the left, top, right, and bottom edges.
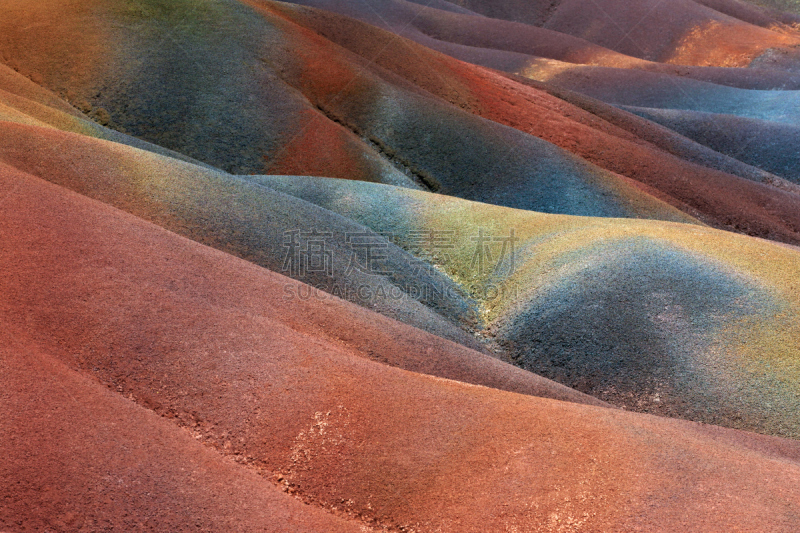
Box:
3, 0, 800, 530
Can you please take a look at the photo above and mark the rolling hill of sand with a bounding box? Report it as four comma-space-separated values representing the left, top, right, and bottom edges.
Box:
3, 0, 800, 530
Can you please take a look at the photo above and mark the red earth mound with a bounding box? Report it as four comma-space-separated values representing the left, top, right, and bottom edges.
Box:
264, 2, 800, 243
1, 333, 361, 532
3, 155, 800, 531
420, 0, 800, 65
5, 0, 800, 244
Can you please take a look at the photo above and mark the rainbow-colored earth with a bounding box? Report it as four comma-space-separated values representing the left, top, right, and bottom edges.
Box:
3, 0, 800, 530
